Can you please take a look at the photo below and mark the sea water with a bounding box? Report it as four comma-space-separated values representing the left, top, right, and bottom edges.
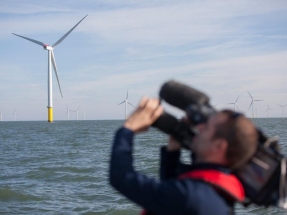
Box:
1, 119, 287, 214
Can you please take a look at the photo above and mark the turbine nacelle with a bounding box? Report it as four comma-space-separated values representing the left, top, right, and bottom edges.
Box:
44, 45, 53, 51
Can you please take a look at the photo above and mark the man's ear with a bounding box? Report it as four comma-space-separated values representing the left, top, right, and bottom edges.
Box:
214, 138, 228, 153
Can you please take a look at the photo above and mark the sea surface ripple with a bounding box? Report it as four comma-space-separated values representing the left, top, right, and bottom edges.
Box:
0, 119, 287, 214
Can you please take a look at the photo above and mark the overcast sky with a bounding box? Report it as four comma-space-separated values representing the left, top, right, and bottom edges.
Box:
0, 0, 287, 121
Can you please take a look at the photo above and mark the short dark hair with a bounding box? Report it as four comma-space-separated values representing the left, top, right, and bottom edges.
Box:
213, 110, 258, 169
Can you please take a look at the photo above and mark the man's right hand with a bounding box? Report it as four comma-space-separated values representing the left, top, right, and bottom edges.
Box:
124, 97, 163, 133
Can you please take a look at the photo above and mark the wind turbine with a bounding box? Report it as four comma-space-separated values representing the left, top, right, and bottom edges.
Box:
12, 109, 17, 121
71, 106, 80, 120
228, 96, 239, 111
248, 91, 263, 118
118, 90, 135, 119
278, 104, 287, 118
12, 15, 88, 122
66, 105, 71, 120
82, 110, 86, 120
265, 104, 273, 118
0, 108, 3, 121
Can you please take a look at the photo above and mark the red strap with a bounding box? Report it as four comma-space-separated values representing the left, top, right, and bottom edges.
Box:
179, 169, 245, 202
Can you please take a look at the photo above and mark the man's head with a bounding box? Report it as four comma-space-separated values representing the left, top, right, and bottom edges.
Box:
191, 110, 258, 169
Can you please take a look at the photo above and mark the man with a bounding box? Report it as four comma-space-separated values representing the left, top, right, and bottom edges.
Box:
109, 97, 258, 214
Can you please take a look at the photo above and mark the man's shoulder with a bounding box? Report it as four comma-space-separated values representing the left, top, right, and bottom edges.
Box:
178, 178, 234, 214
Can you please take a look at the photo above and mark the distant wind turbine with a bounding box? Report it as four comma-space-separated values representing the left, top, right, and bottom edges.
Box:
12, 15, 88, 122
82, 110, 86, 120
118, 90, 135, 119
12, 109, 17, 121
66, 105, 71, 120
71, 106, 80, 120
265, 104, 273, 118
0, 108, 3, 121
278, 104, 287, 118
248, 91, 263, 118
228, 96, 239, 111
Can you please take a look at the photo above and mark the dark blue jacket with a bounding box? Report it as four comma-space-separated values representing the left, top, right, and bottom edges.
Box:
109, 127, 234, 215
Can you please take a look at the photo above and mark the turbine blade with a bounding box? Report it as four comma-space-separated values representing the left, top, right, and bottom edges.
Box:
126, 90, 128, 100
118, 101, 125, 105
128, 102, 135, 108
51, 50, 63, 98
52, 14, 88, 48
235, 105, 239, 110
247, 91, 253, 99
248, 101, 253, 110
12, 33, 45, 46
254, 100, 263, 101
235, 96, 239, 103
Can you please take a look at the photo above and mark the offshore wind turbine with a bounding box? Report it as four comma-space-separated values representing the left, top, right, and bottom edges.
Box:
228, 96, 239, 111
12, 110, 17, 121
118, 90, 135, 119
278, 104, 287, 118
248, 91, 263, 118
0, 108, 3, 121
66, 105, 71, 120
71, 106, 80, 120
12, 15, 88, 122
265, 104, 273, 118
82, 110, 86, 120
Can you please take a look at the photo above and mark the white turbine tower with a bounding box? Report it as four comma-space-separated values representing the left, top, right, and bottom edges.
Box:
118, 90, 135, 119
228, 96, 239, 111
248, 91, 263, 118
278, 104, 287, 118
265, 104, 273, 118
12, 15, 88, 122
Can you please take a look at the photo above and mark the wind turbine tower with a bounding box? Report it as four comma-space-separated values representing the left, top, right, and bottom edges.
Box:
228, 96, 239, 111
118, 90, 135, 119
12, 15, 88, 122
248, 91, 263, 118
266, 104, 273, 118
278, 104, 287, 118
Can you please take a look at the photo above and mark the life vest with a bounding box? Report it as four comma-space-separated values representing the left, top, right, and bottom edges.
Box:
141, 169, 245, 215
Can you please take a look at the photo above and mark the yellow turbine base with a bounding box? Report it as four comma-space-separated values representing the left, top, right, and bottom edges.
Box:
48, 107, 53, 122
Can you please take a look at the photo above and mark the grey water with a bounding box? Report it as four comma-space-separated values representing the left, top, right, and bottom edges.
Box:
0, 119, 287, 214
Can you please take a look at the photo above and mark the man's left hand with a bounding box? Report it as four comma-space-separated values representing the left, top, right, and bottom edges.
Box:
124, 97, 163, 133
